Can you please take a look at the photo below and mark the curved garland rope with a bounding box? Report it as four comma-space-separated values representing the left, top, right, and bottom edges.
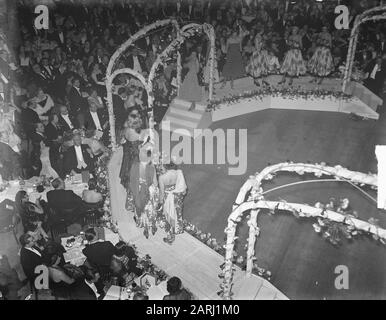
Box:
222, 162, 379, 300
342, 5, 386, 92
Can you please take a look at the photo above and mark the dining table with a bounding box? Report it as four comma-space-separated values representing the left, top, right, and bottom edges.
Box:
0, 175, 87, 205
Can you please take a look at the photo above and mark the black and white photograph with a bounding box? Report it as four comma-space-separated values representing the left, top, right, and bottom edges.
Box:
0, 0, 386, 306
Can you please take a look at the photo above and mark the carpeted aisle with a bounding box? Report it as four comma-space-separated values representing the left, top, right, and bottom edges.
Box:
180, 102, 386, 300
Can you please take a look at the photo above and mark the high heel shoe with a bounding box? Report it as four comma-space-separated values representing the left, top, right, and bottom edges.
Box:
144, 227, 149, 239
152, 225, 157, 236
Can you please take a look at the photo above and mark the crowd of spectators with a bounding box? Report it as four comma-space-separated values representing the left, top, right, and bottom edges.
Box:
0, 0, 384, 183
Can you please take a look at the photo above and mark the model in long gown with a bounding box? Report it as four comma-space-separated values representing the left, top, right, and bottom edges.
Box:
179, 52, 203, 110
159, 166, 187, 244
308, 27, 334, 84
129, 144, 159, 239
119, 107, 144, 211
222, 39, 245, 80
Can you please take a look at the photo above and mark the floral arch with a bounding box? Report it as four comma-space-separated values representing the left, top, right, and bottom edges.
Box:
105, 19, 180, 150
106, 20, 215, 150
220, 162, 385, 300
342, 5, 386, 92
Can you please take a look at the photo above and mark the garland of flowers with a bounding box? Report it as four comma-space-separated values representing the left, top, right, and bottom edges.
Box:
206, 87, 353, 112
221, 162, 381, 300
94, 149, 119, 232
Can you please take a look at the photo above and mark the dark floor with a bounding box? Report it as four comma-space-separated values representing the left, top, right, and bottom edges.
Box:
177, 99, 386, 300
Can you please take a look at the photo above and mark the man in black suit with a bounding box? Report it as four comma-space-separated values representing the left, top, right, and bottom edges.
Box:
364, 56, 386, 96
112, 88, 128, 130
58, 105, 77, 132
20, 101, 40, 139
63, 133, 94, 175
30, 63, 50, 93
82, 227, 115, 296
45, 114, 64, 178
83, 103, 108, 133
19, 233, 43, 286
126, 49, 147, 74
67, 77, 88, 127
84, 103, 109, 144
47, 178, 85, 225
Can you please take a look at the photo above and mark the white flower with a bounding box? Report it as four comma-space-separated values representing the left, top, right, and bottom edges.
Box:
312, 223, 322, 233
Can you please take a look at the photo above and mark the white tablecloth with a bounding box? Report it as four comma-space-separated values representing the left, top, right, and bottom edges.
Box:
61, 228, 120, 266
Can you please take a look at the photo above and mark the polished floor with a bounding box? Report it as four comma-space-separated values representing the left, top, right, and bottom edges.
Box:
179, 100, 386, 300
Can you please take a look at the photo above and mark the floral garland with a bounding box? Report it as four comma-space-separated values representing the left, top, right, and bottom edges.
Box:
206, 87, 353, 112
182, 220, 272, 283
94, 150, 119, 232
220, 162, 382, 300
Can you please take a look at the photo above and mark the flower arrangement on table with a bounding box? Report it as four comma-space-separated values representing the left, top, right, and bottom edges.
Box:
206, 87, 353, 112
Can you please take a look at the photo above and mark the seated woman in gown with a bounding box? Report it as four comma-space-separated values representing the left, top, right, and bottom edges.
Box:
159, 161, 187, 244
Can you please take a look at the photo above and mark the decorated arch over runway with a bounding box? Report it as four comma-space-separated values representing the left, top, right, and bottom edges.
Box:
105, 19, 180, 149
220, 162, 384, 300
106, 20, 215, 149
342, 5, 386, 92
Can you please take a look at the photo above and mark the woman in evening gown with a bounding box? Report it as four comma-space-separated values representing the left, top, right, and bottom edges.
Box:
179, 51, 203, 111
279, 26, 307, 86
221, 25, 249, 89
308, 26, 334, 85
39, 141, 59, 179
129, 143, 159, 239
159, 162, 187, 244
119, 107, 144, 210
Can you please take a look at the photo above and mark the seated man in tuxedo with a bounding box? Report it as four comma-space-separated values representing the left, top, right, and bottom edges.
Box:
63, 132, 94, 176
83, 102, 109, 143
58, 105, 77, 133
364, 56, 386, 96
112, 88, 128, 130
19, 233, 43, 286
82, 227, 116, 296
47, 177, 85, 225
